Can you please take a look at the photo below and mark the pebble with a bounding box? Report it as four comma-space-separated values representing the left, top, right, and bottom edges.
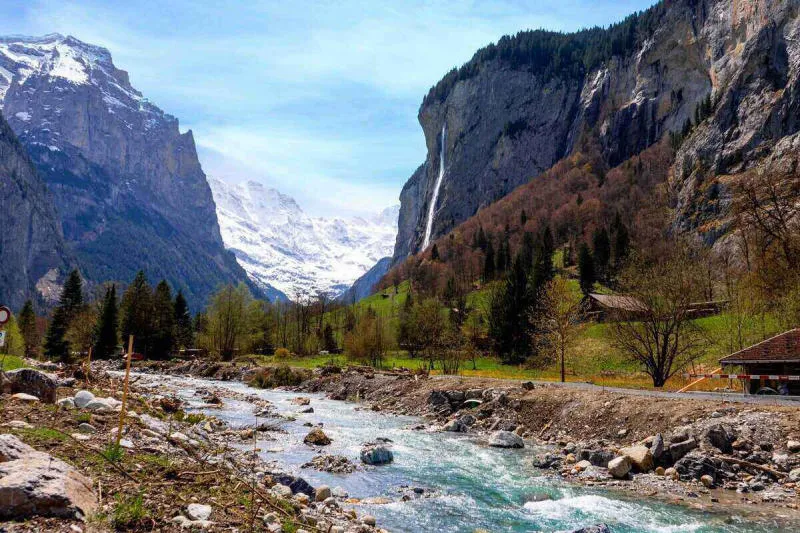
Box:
187, 503, 213, 521
2, 420, 34, 429
77, 423, 96, 434
363, 515, 377, 526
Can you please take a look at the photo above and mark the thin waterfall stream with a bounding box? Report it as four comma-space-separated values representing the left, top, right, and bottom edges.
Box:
422, 122, 447, 250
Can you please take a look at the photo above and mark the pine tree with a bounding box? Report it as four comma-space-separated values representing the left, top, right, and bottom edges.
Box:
532, 227, 555, 286
578, 243, 595, 296
44, 269, 84, 362
520, 209, 527, 226
17, 300, 39, 358
120, 271, 154, 356
483, 238, 496, 281
93, 285, 119, 359
592, 228, 611, 280
488, 255, 533, 364
496, 238, 507, 273
611, 214, 630, 268
430, 243, 440, 261
174, 290, 194, 349
322, 324, 337, 353
150, 280, 175, 359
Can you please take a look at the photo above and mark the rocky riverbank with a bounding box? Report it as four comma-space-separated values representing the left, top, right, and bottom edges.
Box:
0, 363, 391, 532
291, 366, 800, 527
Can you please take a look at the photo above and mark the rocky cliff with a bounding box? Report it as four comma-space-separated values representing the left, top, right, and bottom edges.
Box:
394, 0, 800, 260
0, 111, 71, 310
0, 34, 256, 308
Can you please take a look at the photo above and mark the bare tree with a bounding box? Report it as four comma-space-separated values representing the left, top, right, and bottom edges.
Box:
610, 248, 707, 387
539, 277, 583, 382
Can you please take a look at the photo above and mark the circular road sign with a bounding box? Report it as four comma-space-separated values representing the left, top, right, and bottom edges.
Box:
0, 306, 11, 325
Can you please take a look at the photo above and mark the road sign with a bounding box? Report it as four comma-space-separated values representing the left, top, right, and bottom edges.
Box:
0, 306, 10, 325
0, 331, 6, 348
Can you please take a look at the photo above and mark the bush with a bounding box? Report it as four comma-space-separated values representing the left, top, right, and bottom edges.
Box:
113, 493, 146, 529
248, 365, 308, 389
274, 347, 290, 359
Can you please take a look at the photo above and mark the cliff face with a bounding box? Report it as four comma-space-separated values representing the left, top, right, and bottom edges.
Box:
0, 111, 71, 310
0, 35, 257, 308
394, 0, 800, 260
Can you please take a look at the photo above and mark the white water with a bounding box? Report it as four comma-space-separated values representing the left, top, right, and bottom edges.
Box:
422, 122, 447, 250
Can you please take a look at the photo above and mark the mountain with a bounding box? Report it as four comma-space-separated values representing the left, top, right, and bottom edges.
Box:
208, 178, 399, 299
338, 257, 393, 303
0, 110, 72, 310
0, 34, 256, 309
394, 0, 800, 261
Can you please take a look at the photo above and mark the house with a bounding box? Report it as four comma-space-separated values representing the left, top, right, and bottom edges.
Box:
719, 329, 800, 395
584, 293, 647, 321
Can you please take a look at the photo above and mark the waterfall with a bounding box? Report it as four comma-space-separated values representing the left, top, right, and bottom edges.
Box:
422, 122, 447, 250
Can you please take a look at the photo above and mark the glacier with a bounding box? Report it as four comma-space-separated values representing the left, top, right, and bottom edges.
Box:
209, 178, 399, 300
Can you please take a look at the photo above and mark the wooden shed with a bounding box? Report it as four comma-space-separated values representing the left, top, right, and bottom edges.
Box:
719, 329, 800, 395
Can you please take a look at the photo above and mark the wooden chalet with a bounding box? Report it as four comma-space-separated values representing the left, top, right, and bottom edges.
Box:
719, 329, 800, 395
585, 293, 727, 322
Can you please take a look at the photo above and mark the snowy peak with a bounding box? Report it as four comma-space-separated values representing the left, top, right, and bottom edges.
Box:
209, 177, 398, 299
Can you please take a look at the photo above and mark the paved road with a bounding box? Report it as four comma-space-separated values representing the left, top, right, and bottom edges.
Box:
424, 374, 800, 407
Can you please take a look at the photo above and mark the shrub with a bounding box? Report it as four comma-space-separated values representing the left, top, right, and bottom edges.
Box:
102, 442, 124, 463
112, 493, 147, 529
274, 347, 290, 359
248, 365, 308, 389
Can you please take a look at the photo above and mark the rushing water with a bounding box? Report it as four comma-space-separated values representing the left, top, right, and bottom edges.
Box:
131, 373, 785, 533
422, 122, 447, 250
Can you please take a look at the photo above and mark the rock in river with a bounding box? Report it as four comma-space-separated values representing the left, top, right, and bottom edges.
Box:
608, 456, 631, 479
304, 428, 331, 446
361, 443, 394, 465
488, 431, 524, 449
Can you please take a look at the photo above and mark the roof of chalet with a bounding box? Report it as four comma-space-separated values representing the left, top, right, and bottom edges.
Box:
587, 293, 647, 313
719, 329, 800, 365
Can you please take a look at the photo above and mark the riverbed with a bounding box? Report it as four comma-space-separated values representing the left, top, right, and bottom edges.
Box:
129, 372, 787, 533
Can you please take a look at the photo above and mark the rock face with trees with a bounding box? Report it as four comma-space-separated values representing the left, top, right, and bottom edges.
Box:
394, 0, 800, 261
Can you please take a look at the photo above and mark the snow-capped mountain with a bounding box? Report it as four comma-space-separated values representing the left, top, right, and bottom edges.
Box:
209, 177, 399, 299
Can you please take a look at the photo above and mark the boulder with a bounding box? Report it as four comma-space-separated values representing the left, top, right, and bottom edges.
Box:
789, 468, 800, 482
650, 433, 665, 460
674, 452, 725, 481
577, 448, 615, 468
362, 515, 377, 527
488, 431, 524, 448
84, 399, 114, 412
703, 424, 735, 454
77, 423, 96, 434
571, 525, 611, 533
360, 443, 394, 465
442, 419, 467, 432
787, 440, 800, 453
1, 369, 57, 403
73, 390, 96, 409
274, 475, 315, 497
700, 474, 714, 488
303, 428, 331, 446
669, 438, 698, 462
620, 445, 654, 472
0, 434, 96, 520
427, 391, 448, 406
57, 398, 75, 410
315, 485, 332, 502
187, 503, 212, 521
608, 456, 631, 479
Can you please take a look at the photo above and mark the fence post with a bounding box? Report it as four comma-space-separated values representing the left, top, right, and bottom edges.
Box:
116, 335, 134, 447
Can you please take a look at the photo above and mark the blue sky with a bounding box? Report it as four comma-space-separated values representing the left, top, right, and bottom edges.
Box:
3, 0, 655, 217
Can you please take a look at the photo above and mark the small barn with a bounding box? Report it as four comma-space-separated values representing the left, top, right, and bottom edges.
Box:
584, 293, 647, 321
719, 329, 800, 395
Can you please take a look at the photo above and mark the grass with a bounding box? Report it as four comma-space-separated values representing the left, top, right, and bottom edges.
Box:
112, 493, 147, 528
0, 354, 25, 371
102, 442, 125, 463
17, 427, 67, 444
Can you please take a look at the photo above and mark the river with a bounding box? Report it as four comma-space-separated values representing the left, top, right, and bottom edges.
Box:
129, 372, 785, 533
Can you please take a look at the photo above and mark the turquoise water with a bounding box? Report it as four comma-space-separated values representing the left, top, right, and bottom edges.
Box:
132, 374, 786, 533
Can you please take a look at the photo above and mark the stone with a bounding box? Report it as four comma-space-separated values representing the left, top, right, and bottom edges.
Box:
57, 398, 76, 410
73, 390, 96, 409
650, 433, 664, 460
273, 484, 293, 498
577, 448, 614, 468
620, 445, 654, 472
655, 466, 665, 476
664, 467, 679, 480
575, 460, 592, 471
788, 468, 800, 482
2, 369, 57, 403
264, 512, 279, 524
304, 428, 331, 446
363, 514, 377, 526
669, 438, 698, 462
442, 419, 467, 432
488, 430, 524, 449
787, 440, 800, 453
571, 525, 611, 533
294, 493, 310, 505
703, 424, 735, 454
300, 407, 314, 414
1, 421, 33, 430
10, 393, 39, 402
291, 397, 311, 406
77, 423, 96, 434
119, 439, 134, 449
315, 485, 332, 502
617, 429, 628, 437
0, 434, 96, 520
187, 503, 212, 521
674, 452, 724, 481
608, 456, 631, 479
274, 475, 315, 498
360, 443, 394, 465
700, 474, 714, 488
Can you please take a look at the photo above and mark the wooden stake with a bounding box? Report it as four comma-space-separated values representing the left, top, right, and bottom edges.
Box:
116, 335, 134, 447
85, 346, 93, 384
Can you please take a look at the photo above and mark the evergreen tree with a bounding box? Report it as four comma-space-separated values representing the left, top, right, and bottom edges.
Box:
93, 285, 119, 359
578, 243, 595, 295
174, 290, 194, 349
17, 300, 39, 359
150, 280, 176, 359
592, 228, 611, 280
610, 213, 630, 268
322, 324, 337, 353
519, 232, 536, 269
483, 238, 496, 281
496, 238, 507, 273
430, 243, 440, 261
520, 209, 527, 226
120, 271, 154, 356
44, 269, 84, 362
488, 255, 533, 364
532, 227, 555, 286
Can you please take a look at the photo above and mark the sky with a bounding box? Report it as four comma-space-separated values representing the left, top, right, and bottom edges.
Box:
3, 0, 656, 217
